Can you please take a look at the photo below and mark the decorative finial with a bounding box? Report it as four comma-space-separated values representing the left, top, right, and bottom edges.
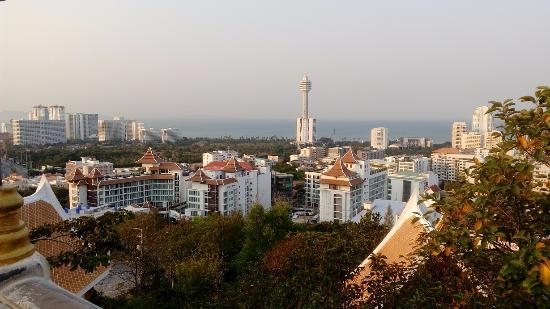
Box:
0, 185, 35, 265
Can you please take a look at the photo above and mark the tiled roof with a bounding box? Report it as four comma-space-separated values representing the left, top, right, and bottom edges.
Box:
204, 159, 255, 172
88, 168, 102, 179
20, 200, 108, 295
322, 157, 357, 178
136, 147, 162, 164
350, 192, 433, 300
341, 148, 360, 164
432, 147, 461, 155
223, 157, 244, 172
188, 170, 211, 183
159, 162, 184, 171
65, 168, 86, 182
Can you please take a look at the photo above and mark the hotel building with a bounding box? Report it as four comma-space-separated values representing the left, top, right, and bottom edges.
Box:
65, 148, 185, 209
12, 105, 67, 145
185, 157, 271, 217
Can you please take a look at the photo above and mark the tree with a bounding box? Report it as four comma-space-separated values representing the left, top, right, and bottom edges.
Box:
362, 86, 550, 307
383, 204, 394, 228
30, 211, 133, 272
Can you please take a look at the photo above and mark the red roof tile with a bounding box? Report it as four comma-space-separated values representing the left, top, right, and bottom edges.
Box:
159, 162, 183, 171
341, 148, 360, 164
65, 168, 86, 182
136, 147, 162, 164
322, 157, 357, 178
20, 200, 108, 294
88, 168, 102, 179
204, 159, 255, 172
188, 170, 211, 183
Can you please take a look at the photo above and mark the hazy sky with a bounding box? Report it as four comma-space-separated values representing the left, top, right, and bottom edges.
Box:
1, 0, 549, 121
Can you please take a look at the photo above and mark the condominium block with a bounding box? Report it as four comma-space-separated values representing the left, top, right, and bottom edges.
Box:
66, 113, 98, 140
370, 127, 389, 150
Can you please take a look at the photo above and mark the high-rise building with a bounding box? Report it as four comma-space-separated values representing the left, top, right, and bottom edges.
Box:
28, 105, 49, 120
370, 127, 389, 149
98, 118, 141, 142
11, 119, 66, 145
472, 106, 493, 137
66, 113, 98, 140
47, 105, 65, 121
296, 74, 316, 144
66, 148, 185, 209
451, 122, 467, 148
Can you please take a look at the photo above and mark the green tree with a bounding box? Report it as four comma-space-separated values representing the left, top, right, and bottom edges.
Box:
30, 211, 133, 272
383, 204, 394, 228
362, 86, 550, 307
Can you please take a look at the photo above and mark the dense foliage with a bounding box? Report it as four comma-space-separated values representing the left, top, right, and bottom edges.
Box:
6, 137, 298, 168
362, 86, 550, 307
31, 202, 387, 308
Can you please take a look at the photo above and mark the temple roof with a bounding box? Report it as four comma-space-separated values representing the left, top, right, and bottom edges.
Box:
204, 158, 254, 172
341, 148, 360, 164
88, 168, 102, 179
322, 157, 357, 178
223, 157, 244, 172
21, 177, 108, 296
65, 168, 86, 182
159, 162, 184, 171
188, 170, 211, 183
136, 147, 162, 164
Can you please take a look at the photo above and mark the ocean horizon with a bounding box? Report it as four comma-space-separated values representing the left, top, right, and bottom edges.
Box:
142, 118, 453, 144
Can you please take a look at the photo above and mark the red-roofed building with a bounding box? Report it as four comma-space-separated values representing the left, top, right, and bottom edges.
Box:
66, 148, 187, 209
316, 149, 388, 223
186, 156, 272, 217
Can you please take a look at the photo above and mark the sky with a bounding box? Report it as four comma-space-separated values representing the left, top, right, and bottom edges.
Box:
1, 0, 549, 121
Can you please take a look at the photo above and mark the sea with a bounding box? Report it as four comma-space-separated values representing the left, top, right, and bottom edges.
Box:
142, 118, 453, 144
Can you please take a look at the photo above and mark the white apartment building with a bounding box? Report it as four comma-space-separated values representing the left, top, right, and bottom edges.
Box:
202, 150, 239, 167
28, 105, 49, 120
431, 148, 478, 182
185, 170, 238, 217
305, 171, 322, 208
12, 105, 67, 145
370, 127, 389, 150
356, 148, 385, 160
388, 171, 438, 202
451, 122, 467, 148
459, 132, 482, 149
319, 157, 364, 223
66, 113, 98, 140
161, 128, 181, 143
0, 123, 9, 133
472, 105, 493, 135
65, 148, 185, 209
300, 146, 326, 161
384, 155, 430, 174
98, 118, 141, 142
11, 119, 66, 145
66, 157, 114, 179
399, 137, 433, 148
316, 149, 388, 222
48, 105, 65, 121
187, 157, 271, 217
